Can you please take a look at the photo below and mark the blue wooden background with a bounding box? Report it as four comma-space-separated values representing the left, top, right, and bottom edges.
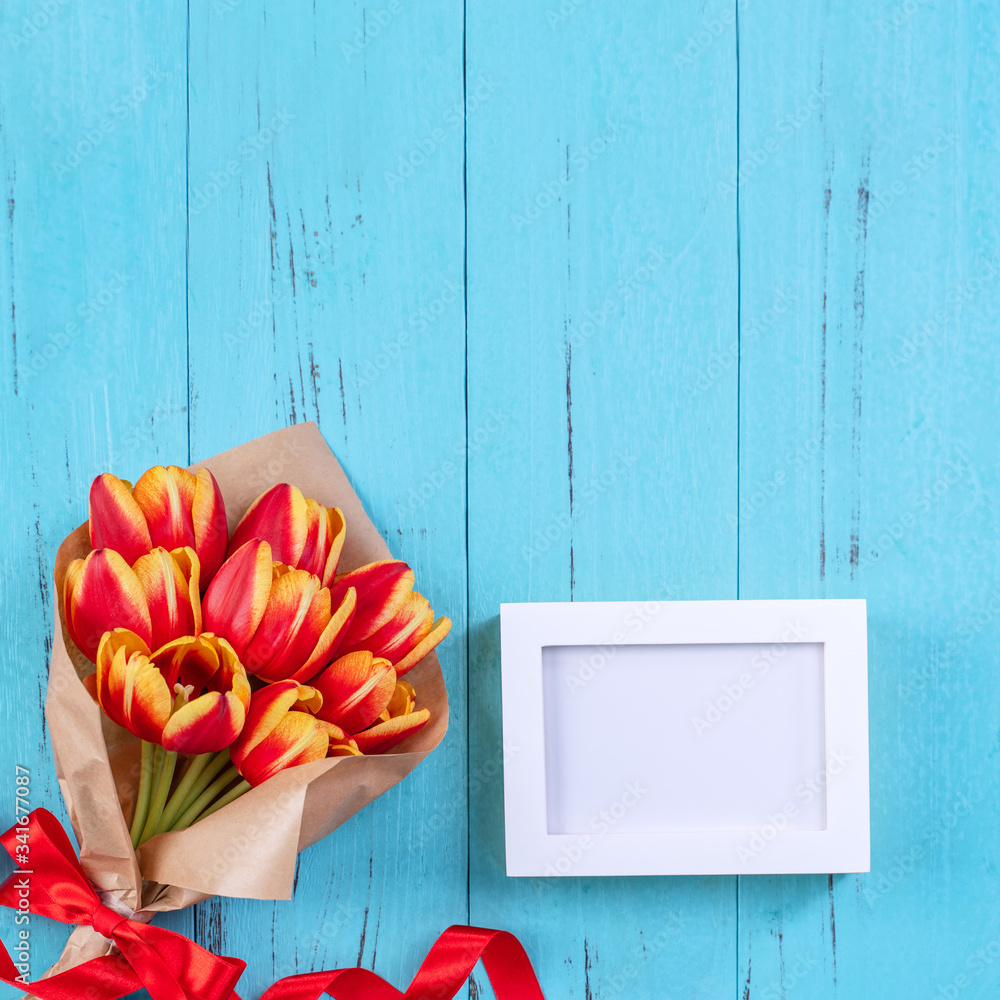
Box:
2, 1, 998, 997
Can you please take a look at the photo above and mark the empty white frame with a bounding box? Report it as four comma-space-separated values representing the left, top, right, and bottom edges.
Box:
500, 599, 869, 876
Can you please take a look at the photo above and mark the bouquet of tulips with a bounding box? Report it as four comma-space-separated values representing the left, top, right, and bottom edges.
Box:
62, 461, 450, 849
40, 424, 450, 986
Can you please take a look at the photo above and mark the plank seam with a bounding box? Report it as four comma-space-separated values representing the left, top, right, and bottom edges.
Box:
735, 0, 742, 996
185, 0, 192, 467
463, 0, 472, 954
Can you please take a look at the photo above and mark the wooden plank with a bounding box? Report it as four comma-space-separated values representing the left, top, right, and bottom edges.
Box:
0, 0, 189, 981
186, 1, 468, 994
466, 3, 739, 996
737, 1, 1000, 996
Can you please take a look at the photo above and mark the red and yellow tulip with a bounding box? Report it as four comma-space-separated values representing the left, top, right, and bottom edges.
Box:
93, 629, 251, 754
309, 652, 430, 751
228, 484, 346, 588
354, 678, 430, 754
64, 549, 152, 658
242, 565, 356, 683
230, 681, 359, 787
89, 466, 228, 585
63, 546, 201, 660
329, 560, 452, 676
201, 539, 356, 682
310, 650, 397, 733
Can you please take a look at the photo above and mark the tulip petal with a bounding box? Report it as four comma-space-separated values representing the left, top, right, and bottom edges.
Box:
353, 709, 431, 754
293, 684, 324, 715
306, 585, 357, 679
314, 719, 353, 740
202, 540, 272, 657
207, 634, 253, 714
320, 508, 346, 588
95, 628, 152, 728
97, 630, 170, 743
242, 570, 330, 683
230, 680, 312, 767
132, 466, 199, 552
172, 547, 204, 636
133, 547, 202, 651
297, 499, 330, 580
391, 616, 453, 677
191, 468, 229, 584
228, 484, 309, 568
329, 560, 415, 648
88, 474, 152, 565
346, 592, 432, 663
311, 651, 397, 733
162, 690, 247, 754
386, 679, 416, 717
237, 711, 329, 786
64, 550, 153, 659
82, 672, 99, 703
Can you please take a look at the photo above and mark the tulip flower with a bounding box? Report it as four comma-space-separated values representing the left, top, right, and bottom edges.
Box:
89, 466, 228, 585
353, 678, 430, 754
242, 566, 356, 683
329, 560, 452, 676
231, 681, 360, 788
309, 651, 397, 733
63, 546, 201, 661
93, 629, 252, 846
94, 629, 250, 754
202, 540, 355, 683
63, 549, 153, 658
228, 484, 346, 588
308, 656, 429, 753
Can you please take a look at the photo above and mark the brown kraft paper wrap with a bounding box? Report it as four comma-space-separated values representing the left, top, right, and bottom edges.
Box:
39, 422, 449, 981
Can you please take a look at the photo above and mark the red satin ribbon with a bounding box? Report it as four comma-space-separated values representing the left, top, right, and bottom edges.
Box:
259, 925, 546, 1000
0, 808, 245, 1000
0, 811, 546, 1000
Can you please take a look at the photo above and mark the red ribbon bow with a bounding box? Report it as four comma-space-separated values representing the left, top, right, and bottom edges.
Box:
0, 810, 546, 1000
0, 808, 246, 1000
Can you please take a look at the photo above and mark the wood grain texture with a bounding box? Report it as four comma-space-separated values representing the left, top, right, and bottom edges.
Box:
737, 1, 1000, 996
466, 2, 739, 996
186, 2, 467, 997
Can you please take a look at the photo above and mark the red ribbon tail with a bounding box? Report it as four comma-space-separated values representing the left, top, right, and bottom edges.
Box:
256, 925, 545, 1000
259, 967, 403, 1000
404, 926, 546, 1000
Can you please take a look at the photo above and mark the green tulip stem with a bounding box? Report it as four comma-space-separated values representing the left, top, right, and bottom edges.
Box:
137, 749, 178, 847
190, 779, 252, 824
149, 743, 165, 799
167, 749, 233, 822
155, 752, 213, 834
172, 765, 242, 832
129, 741, 156, 849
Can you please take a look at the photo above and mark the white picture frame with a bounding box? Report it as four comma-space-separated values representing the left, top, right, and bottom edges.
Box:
500, 599, 869, 876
